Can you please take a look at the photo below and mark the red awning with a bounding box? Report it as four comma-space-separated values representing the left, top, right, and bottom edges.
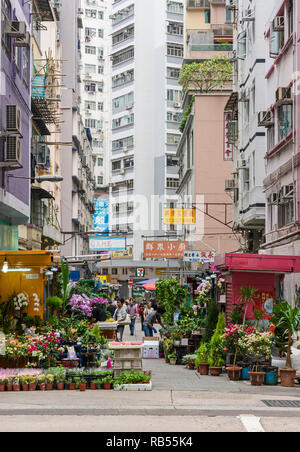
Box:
215, 253, 300, 274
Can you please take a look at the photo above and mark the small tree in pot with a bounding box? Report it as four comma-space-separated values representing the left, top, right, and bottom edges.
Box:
195, 343, 210, 375
271, 301, 300, 387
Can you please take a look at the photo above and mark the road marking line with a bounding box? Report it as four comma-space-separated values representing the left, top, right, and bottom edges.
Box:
238, 415, 265, 432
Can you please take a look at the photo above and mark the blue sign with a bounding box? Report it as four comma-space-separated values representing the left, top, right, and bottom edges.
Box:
93, 200, 109, 234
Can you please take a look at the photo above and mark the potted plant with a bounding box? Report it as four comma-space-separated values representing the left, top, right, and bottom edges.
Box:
28, 375, 37, 391
5, 377, 13, 392
90, 379, 99, 390
56, 374, 65, 390
78, 378, 87, 392
102, 375, 113, 390
37, 375, 46, 391
20, 375, 30, 391
0, 378, 6, 392
168, 353, 177, 365
182, 354, 196, 370
195, 343, 210, 375
271, 301, 300, 387
239, 331, 273, 386
163, 338, 173, 363
45, 374, 54, 390
221, 324, 251, 381
207, 314, 226, 376
66, 378, 76, 390
13, 377, 20, 392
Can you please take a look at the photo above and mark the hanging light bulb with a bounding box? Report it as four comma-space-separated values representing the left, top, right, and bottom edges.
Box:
2, 259, 8, 273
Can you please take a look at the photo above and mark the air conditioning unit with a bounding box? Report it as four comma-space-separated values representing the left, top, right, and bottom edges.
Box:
174, 102, 181, 108
258, 110, 274, 127
123, 146, 128, 152
5, 21, 26, 38
5, 136, 21, 164
276, 87, 291, 102
14, 31, 30, 48
126, 105, 133, 110
237, 160, 247, 169
119, 169, 125, 175
274, 16, 284, 31
243, 8, 255, 22
78, 8, 84, 14
6, 105, 21, 133
225, 179, 235, 191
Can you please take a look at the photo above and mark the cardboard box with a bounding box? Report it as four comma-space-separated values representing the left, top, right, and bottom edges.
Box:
144, 337, 159, 342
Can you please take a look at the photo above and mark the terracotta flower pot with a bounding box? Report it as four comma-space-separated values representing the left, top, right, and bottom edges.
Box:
165, 358, 170, 364
6, 384, 12, 392
13, 385, 20, 392
22, 384, 29, 392
57, 383, 64, 390
280, 368, 296, 387
210, 366, 223, 376
68, 383, 76, 390
188, 363, 195, 370
227, 366, 242, 381
0, 384, 5, 392
249, 372, 265, 386
90, 382, 97, 390
79, 383, 86, 392
29, 384, 37, 391
197, 363, 209, 375
103, 382, 111, 390
46, 383, 53, 391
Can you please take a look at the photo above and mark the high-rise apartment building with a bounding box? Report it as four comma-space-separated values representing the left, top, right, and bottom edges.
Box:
79, 0, 110, 196
108, 0, 184, 276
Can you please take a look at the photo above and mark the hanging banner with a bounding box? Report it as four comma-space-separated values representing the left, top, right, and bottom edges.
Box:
224, 111, 234, 161
93, 200, 109, 234
184, 251, 216, 263
89, 237, 126, 252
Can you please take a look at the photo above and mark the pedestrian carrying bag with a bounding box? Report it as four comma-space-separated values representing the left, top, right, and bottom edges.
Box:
118, 314, 131, 326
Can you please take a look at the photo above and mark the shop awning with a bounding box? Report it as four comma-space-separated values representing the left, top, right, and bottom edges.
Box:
215, 253, 300, 274
136, 278, 159, 285
143, 281, 157, 291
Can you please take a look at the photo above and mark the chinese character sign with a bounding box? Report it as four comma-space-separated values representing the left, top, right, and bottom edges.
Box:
144, 241, 188, 258
224, 112, 234, 161
163, 209, 196, 225
184, 251, 216, 263
93, 200, 109, 234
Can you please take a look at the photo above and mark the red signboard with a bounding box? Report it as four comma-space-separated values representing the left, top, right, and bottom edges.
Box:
144, 241, 188, 258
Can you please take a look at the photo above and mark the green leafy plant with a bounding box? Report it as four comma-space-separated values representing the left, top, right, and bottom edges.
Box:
239, 286, 258, 329
102, 375, 113, 384
179, 56, 233, 94
271, 301, 300, 369
195, 343, 209, 367
46, 296, 63, 316
156, 279, 189, 325
179, 96, 194, 133
60, 260, 73, 312
202, 301, 219, 343
207, 313, 225, 367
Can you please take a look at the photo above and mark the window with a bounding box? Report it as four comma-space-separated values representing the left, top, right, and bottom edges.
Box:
85, 118, 103, 129
112, 46, 134, 66
22, 48, 29, 86
112, 136, 134, 151
167, 133, 181, 145
167, 111, 182, 122
85, 100, 96, 111
166, 178, 179, 188
167, 67, 180, 79
112, 114, 134, 129
267, 126, 275, 151
124, 157, 134, 168
85, 27, 96, 38
167, 1, 183, 14
98, 82, 104, 92
205, 10, 211, 24
269, 21, 284, 58
167, 22, 183, 36
98, 157, 103, 166
85, 64, 96, 74
225, 8, 232, 23
98, 102, 103, 111
112, 69, 134, 88
85, 9, 96, 18
167, 44, 183, 57
2, 0, 11, 52
98, 65, 104, 74
85, 45, 96, 55
237, 31, 247, 59
112, 4, 134, 26
97, 176, 103, 185
112, 160, 121, 171
98, 11, 103, 20
288, 0, 294, 36
98, 29, 103, 38
112, 268, 118, 275
278, 104, 293, 141
167, 89, 182, 103
112, 26, 134, 46
278, 186, 294, 227
167, 155, 178, 166
85, 82, 96, 92
113, 92, 134, 110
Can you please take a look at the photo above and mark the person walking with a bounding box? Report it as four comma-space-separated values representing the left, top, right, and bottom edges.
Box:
139, 302, 145, 331
143, 306, 165, 337
127, 298, 138, 336
113, 298, 127, 341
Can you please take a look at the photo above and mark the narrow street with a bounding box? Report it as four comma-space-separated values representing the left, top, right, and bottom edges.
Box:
1, 321, 300, 432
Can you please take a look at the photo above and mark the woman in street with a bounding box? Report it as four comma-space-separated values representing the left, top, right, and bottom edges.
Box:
113, 298, 127, 341
144, 306, 165, 337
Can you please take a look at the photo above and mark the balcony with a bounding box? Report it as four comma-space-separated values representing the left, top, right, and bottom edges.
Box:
187, 0, 210, 8
187, 30, 233, 53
